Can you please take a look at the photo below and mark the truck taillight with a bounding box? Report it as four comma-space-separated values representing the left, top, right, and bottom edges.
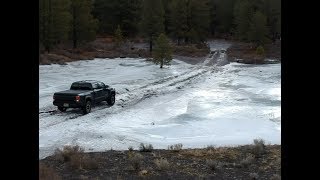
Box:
75, 96, 80, 102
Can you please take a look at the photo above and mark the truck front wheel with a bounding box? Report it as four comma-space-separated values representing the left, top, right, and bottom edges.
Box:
82, 100, 91, 114
58, 106, 67, 112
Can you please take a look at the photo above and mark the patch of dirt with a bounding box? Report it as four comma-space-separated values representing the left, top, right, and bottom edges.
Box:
39, 145, 280, 179
39, 38, 210, 65
39, 38, 152, 65
226, 40, 281, 64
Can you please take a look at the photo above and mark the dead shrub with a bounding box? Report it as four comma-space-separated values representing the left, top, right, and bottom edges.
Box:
252, 139, 266, 157
205, 159, 225, 170
139, 143, 153, 152
249, 172, 259, 180
54, 145, 97, 170
187, 149, 205, 157
154, 158, 169, 171
168, 143, 183, 152
54, 145, 84, 162
240, 154, 255, 168
270, 174, 281, 180
128, 146, 134, 151
128, 152, 144, 171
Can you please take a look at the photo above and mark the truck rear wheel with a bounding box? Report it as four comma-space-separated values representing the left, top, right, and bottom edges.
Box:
107, 93, 115, 106
58, 106, 67, 112
82, 100, 91, 114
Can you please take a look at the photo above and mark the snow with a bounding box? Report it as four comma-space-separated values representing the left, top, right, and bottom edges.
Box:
39, 41, 280, 159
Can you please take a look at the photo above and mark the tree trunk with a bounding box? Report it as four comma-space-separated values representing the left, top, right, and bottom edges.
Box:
185, 36, 189, 44
72, 6, 77, 49
160, 60, 163, 68
149, 36, 153, 53
73, 38, 77, 49
45, 46, 50, 53
47, 0, 52, 53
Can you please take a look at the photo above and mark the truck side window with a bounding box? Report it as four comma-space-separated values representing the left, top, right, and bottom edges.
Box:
92, 83, 99, 89
99, 82, 106, 88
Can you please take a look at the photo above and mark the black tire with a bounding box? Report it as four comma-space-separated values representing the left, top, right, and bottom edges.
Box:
107, 93, 115, 106
58, 106, 67, 112
82, 100, 91, 114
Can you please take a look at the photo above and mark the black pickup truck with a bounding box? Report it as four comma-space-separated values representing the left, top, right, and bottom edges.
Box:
53, 80, 116, 114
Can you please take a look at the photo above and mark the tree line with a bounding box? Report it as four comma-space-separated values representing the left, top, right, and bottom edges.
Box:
39, 0, 281, 52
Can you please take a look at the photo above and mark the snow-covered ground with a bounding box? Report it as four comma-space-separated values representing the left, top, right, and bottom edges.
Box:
39, 41, 280, 159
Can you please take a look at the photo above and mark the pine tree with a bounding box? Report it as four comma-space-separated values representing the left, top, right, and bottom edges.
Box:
188, 0, 210, 43
265, 0, 281, 41
52, 0, 72, 43
211, 0, 235, 35
168, 0, 188, 44
114, 25, 124, 47
93, 0, 142, 37
119, 0, 143, 37
92, 0, 113, 34
247, 11, 269, 45
162, 0, 173, 35
70, 0, 98, 48
141, 0, 165, 52
168, 0, 210, 44
39, 0, 71, 52
208, 0, 217, 36
39, 0, 51, 52
153, 33, 172, 68
233, 0, 253, 41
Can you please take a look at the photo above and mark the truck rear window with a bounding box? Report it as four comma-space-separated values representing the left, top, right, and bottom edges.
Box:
70, 83, 92, 90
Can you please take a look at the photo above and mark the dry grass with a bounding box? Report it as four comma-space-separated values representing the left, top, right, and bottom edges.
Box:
138, 170, 148, 176
240, 154, 255, 168
39, 163, 61, 180
40, 144, 281, 179
69, 152, 83, 169
214, 147, 239, 161
54, 145, 84, 162
206, 159, 219, 170
81, 156, 99, 170
154, 158, 169, 171
186, 149, 206, 157
249, 172, 259, 179
128, 152, 144, 171
181, 147, 239, 160
205, 159, 228, 170
270, 174, 281, 180
54, 145, 98, 170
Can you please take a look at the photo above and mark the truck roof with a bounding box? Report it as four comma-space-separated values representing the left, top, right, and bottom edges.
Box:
73, 80, 100, 84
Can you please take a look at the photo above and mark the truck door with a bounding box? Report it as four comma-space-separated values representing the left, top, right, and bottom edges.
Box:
100, 82, 109, 99
93, 83, 104, 102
